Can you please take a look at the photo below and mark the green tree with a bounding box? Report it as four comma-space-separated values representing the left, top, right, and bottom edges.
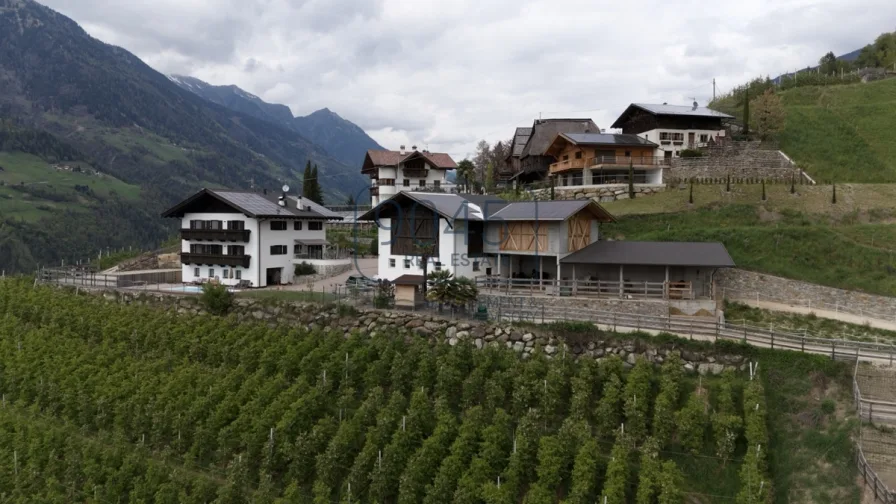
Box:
485, 161, 496, 194
832, 183, 837, 204
688, 180, 694, 204
676, 390, 707, 455
818, 51, 839, 75
309, 164, 324, 204
743, 89, 750, 136
302, 160, 314, 199
753, 89, 786, 140
761, 179, 767, 201
456, 159, 475, 192
346, 194, 355, 206
200, 282, 233, 315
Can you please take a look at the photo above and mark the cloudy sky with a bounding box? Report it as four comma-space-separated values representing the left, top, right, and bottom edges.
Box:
42, 0, 896, 160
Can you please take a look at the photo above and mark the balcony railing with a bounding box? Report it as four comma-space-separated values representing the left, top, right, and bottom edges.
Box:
589, 156, 670, 167
181, 253, 250, 268
549, 158, 586, 173
181, 228, 251, 242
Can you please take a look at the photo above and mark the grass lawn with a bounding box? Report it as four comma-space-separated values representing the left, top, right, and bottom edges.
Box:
0, 151, 140, 200
725, 301, 896, 344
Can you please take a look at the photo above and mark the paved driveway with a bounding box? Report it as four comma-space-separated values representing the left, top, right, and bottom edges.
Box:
306, 257, 378, 291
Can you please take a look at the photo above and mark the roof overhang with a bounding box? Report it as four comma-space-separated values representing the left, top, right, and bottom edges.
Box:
161, 188, 246, 218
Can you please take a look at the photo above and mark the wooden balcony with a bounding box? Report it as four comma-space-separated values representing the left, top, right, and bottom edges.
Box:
549, 157, 586, 174
181, 228, 250, 242
181, 253, 250, 268
589, 156, 670, 167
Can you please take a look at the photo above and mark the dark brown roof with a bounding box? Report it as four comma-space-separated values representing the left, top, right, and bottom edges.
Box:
363, 149, 457, 169
508, 127, 533, 159
520, 118, 601, 160
393, 274, 426, 285
561, 241, 735, 267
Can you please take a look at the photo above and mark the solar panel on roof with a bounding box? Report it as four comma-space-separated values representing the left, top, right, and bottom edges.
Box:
215, 191, 293, 216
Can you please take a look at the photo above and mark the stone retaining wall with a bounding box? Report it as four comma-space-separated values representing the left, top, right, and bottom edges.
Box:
529, 184, 664, 203
667, 142, 800, 182
717, 269, 896, 321
103, 289, 747, 375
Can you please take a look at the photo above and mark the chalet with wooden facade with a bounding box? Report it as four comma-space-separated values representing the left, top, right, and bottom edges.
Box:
544, 133, 665, 188
510, 118, 601, 183
610, 103, 734, 159
361, 146, 457, 205
361, 191, 735, 302
501, 126, 532, 183
162, 189, 342, 288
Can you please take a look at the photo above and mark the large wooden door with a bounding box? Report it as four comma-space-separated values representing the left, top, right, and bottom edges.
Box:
500, 222, 547, 252
567, 214, 591, 252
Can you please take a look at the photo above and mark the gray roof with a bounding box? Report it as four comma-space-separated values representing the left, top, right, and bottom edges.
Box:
162, 188, 340, 219
491, 200, 589, 221
561, 241, 735, 267
561, 133, 657, 147
510, 127, 533, 158
288, 196, 341, 219
632, 103, 734, 118
520, 118, 600, 160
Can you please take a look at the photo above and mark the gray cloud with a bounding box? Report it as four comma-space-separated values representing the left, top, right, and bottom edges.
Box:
41, 0, 896, 160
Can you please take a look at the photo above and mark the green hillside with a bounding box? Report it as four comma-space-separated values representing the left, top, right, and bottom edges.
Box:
603, 184, 896, 297
711, 78, 896, 183
0, 280, 860, 503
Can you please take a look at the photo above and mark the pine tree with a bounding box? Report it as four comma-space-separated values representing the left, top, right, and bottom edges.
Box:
309, 164, 324, 204
485, 162, 496, 194
832, 183, 837, 204
628, 160, 635, 199
302, 160, 314, 200
761, 179, 767, 201
346, 194, 356, 206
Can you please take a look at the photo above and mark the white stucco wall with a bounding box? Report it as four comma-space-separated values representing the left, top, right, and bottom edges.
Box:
180, 212, 260, 287
638, 128, 726, 157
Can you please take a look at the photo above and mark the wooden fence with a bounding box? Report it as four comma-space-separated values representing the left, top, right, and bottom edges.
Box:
477, 278, 679, 300
853, 360, 896, 502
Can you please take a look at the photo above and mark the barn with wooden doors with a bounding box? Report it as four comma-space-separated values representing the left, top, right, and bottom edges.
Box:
558, 241, 735, 299
482, 200, 615, 287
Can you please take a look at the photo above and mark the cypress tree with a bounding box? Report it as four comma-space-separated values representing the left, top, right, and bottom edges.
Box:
790, 173, 796, 194
309, 164, 324, 204
761, 179, 767, 201
302, 160, 313, 199
550, 176, 555, 201
688, 180, 694, 205
725, 173, 731, 193
743, 90, 750, 136
832, 183, 837, 204
628, 160, 635, 199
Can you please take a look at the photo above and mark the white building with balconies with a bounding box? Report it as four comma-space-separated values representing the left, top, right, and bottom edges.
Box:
162, 188, 342, 287
610, 103, 734, 160
362, 145, 457, 205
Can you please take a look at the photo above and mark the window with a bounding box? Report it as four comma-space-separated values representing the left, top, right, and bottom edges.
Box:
209, 220, 223, 230
404, 258, 411, 269
194, 267, 200, 277
308, 221, 323, 231
389, 258, 396, 268
434, 261, 442, 272
270, 245, 288, 255
433, 180, 440, 188
190, 220, 201, 229
418, 180, 425, 187
190, 244, 223, 255
222, 269, 229, 279
228, 220, 245, 230
700, 134, 709, 143
294, 221, 303, 231
473, 260, 481, 272
294, 244, 301, 255
209, 268, 215, 278
235, 270, 242, 280
271, 221, 287, 231
574, 151, 583, 159
659, 132, 684, 142
562, 155, 569, 161
403, 179, 410, 187
378, 179, 395, 186
624, 151, 631, 157
228, 245, 245, 256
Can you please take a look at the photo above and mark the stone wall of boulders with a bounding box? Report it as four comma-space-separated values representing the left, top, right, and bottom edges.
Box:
102, 289, 749, 375
529, 184, 665, 203
667, 142, 801, 182
717, 268, 896, 322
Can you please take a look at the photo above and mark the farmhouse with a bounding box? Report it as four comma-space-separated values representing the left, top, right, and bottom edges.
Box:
610, 102, 734, 159
162, 188, 342, 288
544, 132, 665, 189
508, 118, 601, 183
362, 145, 458, 205
362, 191, 734, 301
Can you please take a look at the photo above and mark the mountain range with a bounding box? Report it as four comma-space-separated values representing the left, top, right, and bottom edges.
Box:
0, 0, 380, 272
167, 75, 384, 168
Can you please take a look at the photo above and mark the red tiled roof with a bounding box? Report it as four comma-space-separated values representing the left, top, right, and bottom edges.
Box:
365, 149, 457, 169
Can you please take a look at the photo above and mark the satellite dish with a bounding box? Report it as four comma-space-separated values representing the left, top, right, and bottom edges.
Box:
282, 184, 290, 193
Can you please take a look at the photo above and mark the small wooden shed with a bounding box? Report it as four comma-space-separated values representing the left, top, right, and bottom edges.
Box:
393, 274, 426, 309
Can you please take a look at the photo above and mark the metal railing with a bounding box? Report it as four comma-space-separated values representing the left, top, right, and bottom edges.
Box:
478, 296, 896, 364
589, 156, 670, 166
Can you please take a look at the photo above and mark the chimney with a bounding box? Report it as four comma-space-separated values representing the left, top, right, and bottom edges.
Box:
399, 144, 406, 155
692, 100, 699, 111
412, 145, 417, 151
296, 197, 304, 211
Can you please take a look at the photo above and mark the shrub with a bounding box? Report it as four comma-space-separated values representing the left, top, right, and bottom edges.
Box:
679, 149, 704, 158
373, 280, 395, 309
821, 399, 836, 415
294, 261, 317, 276
200, 282, 233, 315
369, 238, 378, 256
